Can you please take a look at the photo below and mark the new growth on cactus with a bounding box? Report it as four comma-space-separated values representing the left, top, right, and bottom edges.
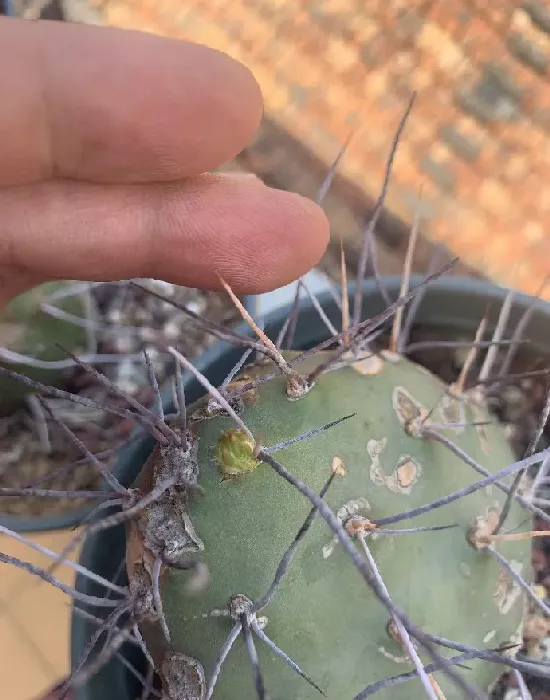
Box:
3, 97, 550, 700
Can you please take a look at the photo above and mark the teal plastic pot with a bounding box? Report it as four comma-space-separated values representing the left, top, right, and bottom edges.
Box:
71, 275, 550, 700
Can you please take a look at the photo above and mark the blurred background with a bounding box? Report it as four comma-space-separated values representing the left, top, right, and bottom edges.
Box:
3, 1, 550, 698
8, 0, 550, 296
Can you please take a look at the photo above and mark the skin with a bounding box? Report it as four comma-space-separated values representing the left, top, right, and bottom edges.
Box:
0, 17, 329, 308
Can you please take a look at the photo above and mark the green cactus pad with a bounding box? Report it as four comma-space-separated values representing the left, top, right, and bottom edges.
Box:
148, 351, 530, 699
0, 281, 87, 411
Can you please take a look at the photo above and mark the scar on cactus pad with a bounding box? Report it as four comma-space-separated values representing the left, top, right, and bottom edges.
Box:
126, 264, 536, 700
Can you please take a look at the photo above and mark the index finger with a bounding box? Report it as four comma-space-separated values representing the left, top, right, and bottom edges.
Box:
0, 18, 264, 186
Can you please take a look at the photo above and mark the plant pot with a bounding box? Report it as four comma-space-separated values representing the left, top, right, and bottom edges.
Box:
70, 275, 550, 700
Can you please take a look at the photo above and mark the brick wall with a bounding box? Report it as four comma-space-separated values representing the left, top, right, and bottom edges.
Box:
92, 0, 550, 298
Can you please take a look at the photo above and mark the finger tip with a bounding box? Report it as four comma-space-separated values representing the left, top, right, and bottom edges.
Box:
138, 175, 330, 296
272, 191, 331, 280
189, 44, 264, 169
227, 59, 265, 142
232, 188, 331, 294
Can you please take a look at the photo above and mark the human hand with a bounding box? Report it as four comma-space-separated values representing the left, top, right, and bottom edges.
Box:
0, 18, 329, 307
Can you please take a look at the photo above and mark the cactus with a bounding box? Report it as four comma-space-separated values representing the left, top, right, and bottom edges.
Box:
1, 99, 550, 700
0, 280, 87, 411
124, 322, 534, 700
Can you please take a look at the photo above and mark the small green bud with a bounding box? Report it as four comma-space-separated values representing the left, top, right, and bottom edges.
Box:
214, 429, 259, 477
